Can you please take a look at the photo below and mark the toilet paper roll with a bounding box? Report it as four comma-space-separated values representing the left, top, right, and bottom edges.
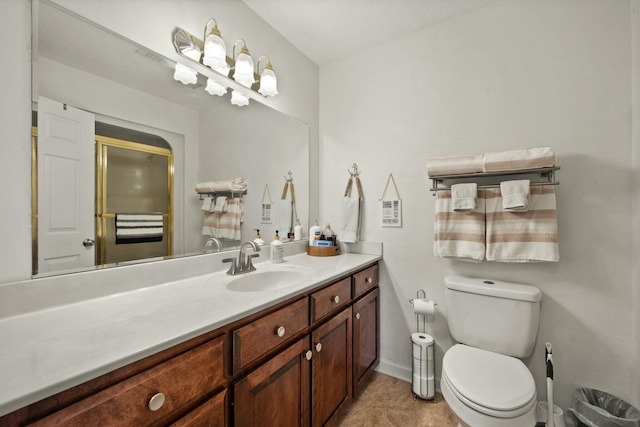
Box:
412, 299, 436, 316
411, 333, 434, 347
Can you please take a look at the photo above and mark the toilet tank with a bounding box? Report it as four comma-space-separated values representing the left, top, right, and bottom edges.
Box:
444, 275, 541, 358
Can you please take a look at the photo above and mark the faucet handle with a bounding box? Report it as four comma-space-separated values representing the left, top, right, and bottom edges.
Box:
222, 257, 237, 275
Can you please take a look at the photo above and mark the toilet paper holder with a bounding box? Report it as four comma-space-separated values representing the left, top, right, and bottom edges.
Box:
409, 290, 437, 334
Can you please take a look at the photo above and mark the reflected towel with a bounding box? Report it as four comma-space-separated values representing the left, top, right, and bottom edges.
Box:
213, 196, 228, 213
451, 183, 477, 214
483, 147, 555, 172
116, 213, 164, 244
202, 198, 244, 240
427, 154, 484, 177
500, 180, 530, 212
279, 199, 293, 237
195, 178, 247, 194
433, 189, 486, 262
201, 196, 214, 211
339, 197, 360, 243
485, 186, 559, 262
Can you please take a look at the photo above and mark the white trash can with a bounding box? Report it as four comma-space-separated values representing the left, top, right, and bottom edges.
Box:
411, 332, 435, 399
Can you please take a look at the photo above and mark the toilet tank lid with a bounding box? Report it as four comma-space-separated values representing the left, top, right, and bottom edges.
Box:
445, 275, 541, 302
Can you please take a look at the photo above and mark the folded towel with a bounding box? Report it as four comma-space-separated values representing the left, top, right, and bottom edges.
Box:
116, 213, 164, 244
213, 196, 228, 213
500, 180, 530, 211
201, 196, 214, 211
428, 154, 484, 177
195, 178, 247, 194
433, 189, 486, 262
485, 186, 559, 262
339, 197, 360, 243
202, 198, 244, 240
483, 147, 555, 172
451, 183, 477, 214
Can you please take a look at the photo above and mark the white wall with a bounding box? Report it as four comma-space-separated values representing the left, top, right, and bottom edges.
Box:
320, 0, 636, 416
632, 0, 640, 408
0, 0, 32, 283
0, 0, 319, 283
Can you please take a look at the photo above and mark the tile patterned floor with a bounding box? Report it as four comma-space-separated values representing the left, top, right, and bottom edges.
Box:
338, 373, 459, 427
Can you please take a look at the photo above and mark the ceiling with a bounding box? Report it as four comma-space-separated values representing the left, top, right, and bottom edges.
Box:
241, 0, 500, 66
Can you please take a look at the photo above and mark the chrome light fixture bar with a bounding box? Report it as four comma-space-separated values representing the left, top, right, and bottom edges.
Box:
172, 23, 277, 107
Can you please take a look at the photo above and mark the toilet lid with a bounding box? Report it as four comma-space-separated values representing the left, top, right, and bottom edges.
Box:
443, 344, 536, 413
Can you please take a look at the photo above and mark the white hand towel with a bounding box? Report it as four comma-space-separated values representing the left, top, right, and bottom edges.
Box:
201, 196, 213, 211
451, 183, 477, 214
339, 197, 360, 243
279, 199, 293, 236
500, 180, 530, 212
213, 196, 228, 213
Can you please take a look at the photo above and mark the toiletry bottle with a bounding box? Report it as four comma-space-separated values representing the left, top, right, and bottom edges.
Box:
270, 230, 284, 263
309, 220, 321, 246
294, 220, 303, 241
253, 229, 265, 246
322, 223, 335, 246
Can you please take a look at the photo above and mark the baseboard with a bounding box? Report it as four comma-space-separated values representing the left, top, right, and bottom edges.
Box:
375, 359, 442, 393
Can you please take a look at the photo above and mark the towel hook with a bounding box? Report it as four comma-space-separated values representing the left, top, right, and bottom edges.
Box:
284, 171, 293, 182
348, 163, 360, 178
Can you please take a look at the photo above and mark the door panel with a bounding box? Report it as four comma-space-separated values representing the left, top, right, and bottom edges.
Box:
37, 96, 95, 273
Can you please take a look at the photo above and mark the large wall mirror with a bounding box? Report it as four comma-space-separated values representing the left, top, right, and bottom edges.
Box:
32, 0, 309, 277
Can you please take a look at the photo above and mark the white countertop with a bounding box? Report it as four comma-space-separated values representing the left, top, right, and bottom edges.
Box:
0, 248, 380, 417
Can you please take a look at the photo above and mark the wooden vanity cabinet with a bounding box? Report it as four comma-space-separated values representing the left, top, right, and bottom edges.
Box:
1, 262, 380, 427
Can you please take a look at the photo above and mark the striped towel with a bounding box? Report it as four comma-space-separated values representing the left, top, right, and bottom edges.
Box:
483, 147, 556, 172
433, 189, 486, 262
115, 213, 164, 244
485, 186, 559, 262
202, 198, 244, 240
427, 154, 484, 177
195, 178, 247, 194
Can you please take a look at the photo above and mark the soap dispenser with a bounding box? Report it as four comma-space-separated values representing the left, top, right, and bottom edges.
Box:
253, 229, 266, 246
270, 230, 284, 263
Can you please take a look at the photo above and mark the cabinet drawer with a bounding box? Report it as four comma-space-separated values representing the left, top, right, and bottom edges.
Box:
352, 264, 378, 298
170, 389, 226, 427
310, 278, 351, 323
29, 335, 226, 427
233, 298, 308, 373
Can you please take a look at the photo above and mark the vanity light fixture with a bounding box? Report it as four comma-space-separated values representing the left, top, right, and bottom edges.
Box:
230, 89, 250, 106
205, 77, 227, 96
174, 63, 198, 85
232, 39, 255, 88
202, 18, 229, 75
257, 56, 278, 97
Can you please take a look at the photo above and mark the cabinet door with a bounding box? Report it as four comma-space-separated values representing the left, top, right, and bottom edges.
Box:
311, 307, 352, 427
234, 338, 311, 427
352, 288, 379, 396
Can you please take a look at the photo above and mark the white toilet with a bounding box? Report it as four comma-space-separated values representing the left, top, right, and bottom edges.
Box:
441, 275, 542, 427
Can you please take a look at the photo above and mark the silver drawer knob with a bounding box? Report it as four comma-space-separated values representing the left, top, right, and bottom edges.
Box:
148, 393, 165, 411
305, 350, 313, 360
315, 342, 322, 353
332, 295, 340, 304
355, 312, 361, 320
276, 326, 286, 337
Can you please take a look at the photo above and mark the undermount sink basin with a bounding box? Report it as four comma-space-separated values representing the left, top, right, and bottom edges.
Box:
225, 269, 308, 292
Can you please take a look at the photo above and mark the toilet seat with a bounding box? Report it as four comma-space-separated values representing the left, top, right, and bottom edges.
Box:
442, 344, 537, 418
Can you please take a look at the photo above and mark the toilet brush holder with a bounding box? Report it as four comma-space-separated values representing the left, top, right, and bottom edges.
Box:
537, 401, 566, 427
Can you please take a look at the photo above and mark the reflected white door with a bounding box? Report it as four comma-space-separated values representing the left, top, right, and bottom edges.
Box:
37, 96, 95, 273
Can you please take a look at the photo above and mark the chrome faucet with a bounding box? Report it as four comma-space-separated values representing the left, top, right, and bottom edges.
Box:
204, 237, 223, 253
223, 240, 261, 275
